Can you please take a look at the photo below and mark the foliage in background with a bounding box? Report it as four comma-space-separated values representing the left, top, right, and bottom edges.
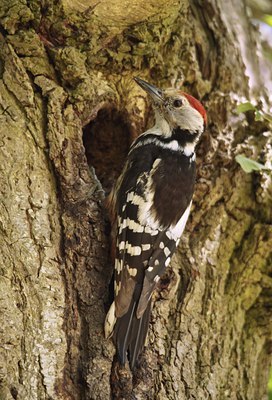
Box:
236, 102, 272, 123
235, 103, 271, 174
269, 368, 272, 400
235, 154, 267, 173
243, 5, 272, 396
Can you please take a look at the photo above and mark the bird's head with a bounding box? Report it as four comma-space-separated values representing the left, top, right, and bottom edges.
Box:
134, 77, 207, 141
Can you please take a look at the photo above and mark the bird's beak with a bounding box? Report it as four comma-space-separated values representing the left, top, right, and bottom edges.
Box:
134, 77, 164, 103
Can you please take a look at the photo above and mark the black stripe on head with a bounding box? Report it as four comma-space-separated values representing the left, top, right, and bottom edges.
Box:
171, 128, 200, 146
131, 129, 200, 150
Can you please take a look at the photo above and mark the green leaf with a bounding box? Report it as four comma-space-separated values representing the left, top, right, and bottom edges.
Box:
235, 155, 266, 173
268, 367, 272, 400
236, 102, 256, 114
236, 102, 272, 125
263, 112, 272, 123
254, 109, 263, 121
262, 14, 272, 27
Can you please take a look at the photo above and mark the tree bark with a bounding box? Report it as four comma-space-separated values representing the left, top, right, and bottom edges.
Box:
0, 0, 271, 399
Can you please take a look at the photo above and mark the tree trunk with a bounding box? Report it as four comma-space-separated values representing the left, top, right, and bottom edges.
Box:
0, 1, 271, 399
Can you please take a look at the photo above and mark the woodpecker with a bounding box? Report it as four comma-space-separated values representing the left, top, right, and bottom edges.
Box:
105, 77, 207, 369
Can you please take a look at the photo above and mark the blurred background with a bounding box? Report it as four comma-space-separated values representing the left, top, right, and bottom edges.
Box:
247, 0, 272, 94
246, 1, 272, 398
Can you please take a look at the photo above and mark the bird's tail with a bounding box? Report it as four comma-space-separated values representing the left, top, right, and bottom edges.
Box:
113, 299, 152, 369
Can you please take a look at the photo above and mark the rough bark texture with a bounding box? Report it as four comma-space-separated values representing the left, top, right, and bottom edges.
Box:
0, 0, 271, 399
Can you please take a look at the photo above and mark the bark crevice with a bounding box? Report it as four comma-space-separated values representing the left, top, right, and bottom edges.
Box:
0, 0, 271, 399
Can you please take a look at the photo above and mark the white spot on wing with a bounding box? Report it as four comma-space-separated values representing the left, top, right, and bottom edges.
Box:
118, 240, 147, 256
164, 247, 171, 257
147, 266, 153, 271
118, 218, 128, 234
125, 159, 163, 231
122, 243, 142, 256
119, 241, 125, 250
128, 267, 137, 277
104, 301, 116, 339
119, 218, 144, 234
145, 226, 159, 236
116, 260, 122, 274
114, 281, 121, 295
126, 192, 145, 206
165, 257, 171, 267
127, 218, 144, 233
159, 241, 164, 249
115, 258, 123, 274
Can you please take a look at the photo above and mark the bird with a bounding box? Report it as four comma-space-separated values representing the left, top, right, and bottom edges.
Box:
104, 77, 207, 369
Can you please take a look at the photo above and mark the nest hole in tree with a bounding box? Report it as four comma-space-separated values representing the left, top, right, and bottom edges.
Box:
83, 107, 132, 194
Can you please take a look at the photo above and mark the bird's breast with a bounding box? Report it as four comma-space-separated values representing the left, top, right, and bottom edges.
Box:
151, 153, 196, 228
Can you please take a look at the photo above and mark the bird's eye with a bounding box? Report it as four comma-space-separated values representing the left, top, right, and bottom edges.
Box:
173, 99, 183, 108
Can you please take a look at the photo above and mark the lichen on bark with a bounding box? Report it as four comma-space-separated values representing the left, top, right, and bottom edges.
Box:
0, 0, 271, 399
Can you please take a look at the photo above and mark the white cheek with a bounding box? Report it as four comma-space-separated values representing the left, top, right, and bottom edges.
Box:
176, 107, 204, 133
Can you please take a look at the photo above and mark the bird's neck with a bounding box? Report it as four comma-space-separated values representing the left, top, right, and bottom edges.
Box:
142, 120, 202, 156
130, 113, 204, 158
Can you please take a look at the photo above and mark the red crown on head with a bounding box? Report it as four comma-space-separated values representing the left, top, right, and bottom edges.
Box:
181, 92, 207, 125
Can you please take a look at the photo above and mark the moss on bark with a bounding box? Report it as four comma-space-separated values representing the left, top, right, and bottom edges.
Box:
0, 0, 271, 399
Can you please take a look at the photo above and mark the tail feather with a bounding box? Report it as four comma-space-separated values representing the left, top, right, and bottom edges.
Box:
129, 300, 151, 369
113, 300, 152, 369
116, 301, 136, 363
